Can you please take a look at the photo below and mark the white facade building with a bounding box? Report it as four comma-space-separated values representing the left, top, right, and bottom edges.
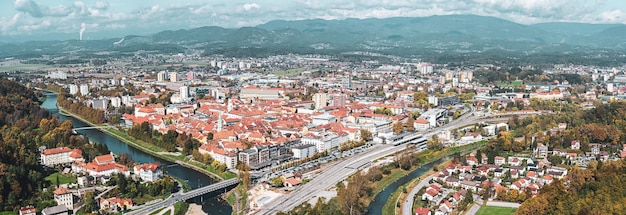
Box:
41, 147, 83, 167
180, 86, 189, 100
313, 93, 327, 110
292, 144, 317, 159
133, 163, 163, 182
69, 84, 78, 95
79, 85, 89, 96
301, 133, 349, 153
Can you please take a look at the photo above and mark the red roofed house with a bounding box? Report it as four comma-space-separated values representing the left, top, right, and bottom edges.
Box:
134, 163, 163, 182
415, 207, 431, 215
41, 147, 84, 167
94, 153, 115, 165
422, 189, 439, 201
53, 187, 74, 210
284, 178, 302, 187
199, 144, 238, 169
100, 197, 133, 211
19, 206, 37, 215
414, 118, 430, 131
73, 153, 130, 177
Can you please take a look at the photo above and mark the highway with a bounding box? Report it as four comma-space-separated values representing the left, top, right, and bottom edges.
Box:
257, 112, 513, 214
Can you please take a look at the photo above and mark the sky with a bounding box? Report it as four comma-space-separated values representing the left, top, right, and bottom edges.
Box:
1, 0, 626, 40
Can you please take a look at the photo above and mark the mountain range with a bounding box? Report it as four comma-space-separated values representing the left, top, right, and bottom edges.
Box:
1, 15, 626, 60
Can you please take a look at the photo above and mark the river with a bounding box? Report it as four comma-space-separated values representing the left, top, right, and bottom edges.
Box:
41, 93, 232, 214
366, 154, 455, 215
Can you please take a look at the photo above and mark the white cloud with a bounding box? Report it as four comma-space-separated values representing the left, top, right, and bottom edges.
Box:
243, 3, 261, 11
94, 1, 109, 10
2, 0, 626, 38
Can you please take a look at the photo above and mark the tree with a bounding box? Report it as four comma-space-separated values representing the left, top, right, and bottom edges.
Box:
405, 117, 415, 131
360, 129, 372, 141
270, 177, 284, 187
476, 150, 483, 164
83, 192, 98, 213
392, 122, 404, 134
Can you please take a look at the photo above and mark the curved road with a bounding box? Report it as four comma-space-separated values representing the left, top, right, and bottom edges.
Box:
402, 175, 434, 215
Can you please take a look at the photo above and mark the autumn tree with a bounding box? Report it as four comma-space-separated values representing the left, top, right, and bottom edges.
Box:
405, 117, 415, 131
392, 121, 404, 134
360, 129, 372, 141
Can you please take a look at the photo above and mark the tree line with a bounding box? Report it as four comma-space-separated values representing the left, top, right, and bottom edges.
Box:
517, 159, 626, 214
0, 78, 109, 211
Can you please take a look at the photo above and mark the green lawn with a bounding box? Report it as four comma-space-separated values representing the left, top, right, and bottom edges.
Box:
476, 206, 517, 215
0, 211, 15, 215
270, 68, 307, 76
45, 172, 77, 186
0, 64, 53, 72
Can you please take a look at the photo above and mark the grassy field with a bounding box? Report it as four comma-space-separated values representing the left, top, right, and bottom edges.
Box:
0, 211, 15, 215
476, 206, 517, 215
173, 201, 189, 215
45, 172, 77, 186
270, 68, 307, 76
0, 64, 53, 72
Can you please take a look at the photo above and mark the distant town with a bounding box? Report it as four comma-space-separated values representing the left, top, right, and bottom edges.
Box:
2, 52, 626, 215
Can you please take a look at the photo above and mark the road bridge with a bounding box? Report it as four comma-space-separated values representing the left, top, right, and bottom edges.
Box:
127, 178, 240, 215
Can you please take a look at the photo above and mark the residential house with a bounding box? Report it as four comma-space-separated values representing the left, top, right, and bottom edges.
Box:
134, 163, 163, 182
53, 187, 74, 210
100, 197, 133, 211
284, 178, 302, 187
445, 177, 460, 187
494, 156, 506, 166
571, 140, 580, 150
422, 189, 439, 201
415, 208, 432, 215
19, 206, 37, 215
460, 181, 478, 192
414, 118, 430, 131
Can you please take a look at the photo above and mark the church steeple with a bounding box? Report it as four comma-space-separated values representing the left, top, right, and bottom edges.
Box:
217, 111, 223, 132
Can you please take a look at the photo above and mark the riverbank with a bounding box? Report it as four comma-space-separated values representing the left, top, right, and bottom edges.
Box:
374, 141, 487, 215
56, 106, 235, 181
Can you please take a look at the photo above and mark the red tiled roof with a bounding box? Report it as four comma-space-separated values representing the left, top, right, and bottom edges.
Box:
42, 147, 72, 155
53, 187, 72, 195
69, 149, 83, 158
135, 162, 160, 172
94, 154, 115, 164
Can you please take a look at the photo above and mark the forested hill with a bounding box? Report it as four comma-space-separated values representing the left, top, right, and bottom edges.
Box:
516, 159, 626, 214
0, 78, 101, 211
0, 78, 44, 127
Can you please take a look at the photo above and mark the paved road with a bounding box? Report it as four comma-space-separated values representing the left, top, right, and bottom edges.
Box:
402, 175, 434, 215
486, 201, 521, 208
465, 203, 481, 215
127, 178, 239, 215
257, 112, 517, 214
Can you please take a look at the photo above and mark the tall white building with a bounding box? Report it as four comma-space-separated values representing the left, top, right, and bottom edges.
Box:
79, 85, 89, 96
157, 71, 167, 82
69, 84, 78, 95
313, 93, 327, 110
180, 86, 189, 100
110, 97, 121, 108
421, 65, 433, 75
169, 72, 178, 82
